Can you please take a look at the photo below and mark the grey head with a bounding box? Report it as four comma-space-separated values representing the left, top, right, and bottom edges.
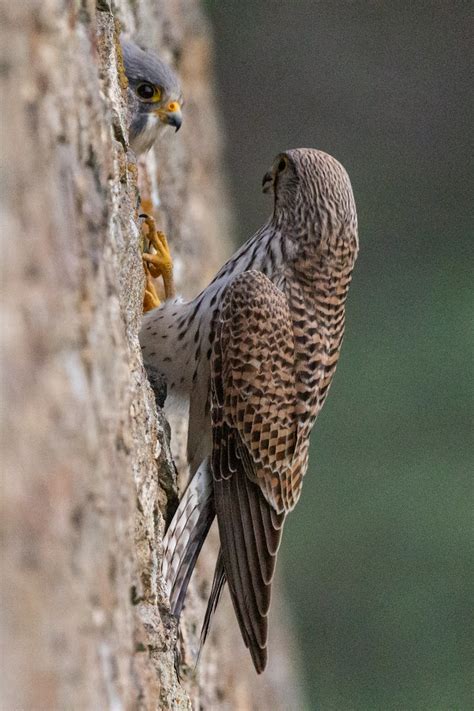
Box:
120, 37, 183, 154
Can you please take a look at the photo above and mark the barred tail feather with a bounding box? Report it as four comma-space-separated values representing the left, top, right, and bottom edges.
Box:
162, 458, 215, 615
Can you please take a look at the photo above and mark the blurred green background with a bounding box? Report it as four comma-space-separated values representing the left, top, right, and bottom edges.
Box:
206, 2, 472, 709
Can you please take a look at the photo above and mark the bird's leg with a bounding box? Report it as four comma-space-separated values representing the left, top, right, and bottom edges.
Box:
143, 261, 161, 312
142, 215, 175, 298
141, 214, 176, 311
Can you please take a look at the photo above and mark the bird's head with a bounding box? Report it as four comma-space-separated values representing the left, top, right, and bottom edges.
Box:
262, 148, 358, 261
121, 38, 183, 155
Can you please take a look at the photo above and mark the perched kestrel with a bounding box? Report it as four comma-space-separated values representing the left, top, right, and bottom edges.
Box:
120, 38, 182, 311
140, 148, 359, 672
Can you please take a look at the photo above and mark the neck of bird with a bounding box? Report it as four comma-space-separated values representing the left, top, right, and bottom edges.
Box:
266, 215, 353, 397
268, 215, 354, 326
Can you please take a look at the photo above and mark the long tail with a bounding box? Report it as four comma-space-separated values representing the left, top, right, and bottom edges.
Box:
162, 458, 215, 616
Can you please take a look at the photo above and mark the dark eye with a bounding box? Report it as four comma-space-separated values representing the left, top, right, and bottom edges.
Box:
277, 156, 288, 173
136, 82, 158, 100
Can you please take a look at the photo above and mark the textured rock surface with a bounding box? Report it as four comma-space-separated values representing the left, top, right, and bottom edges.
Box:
0, 1, 303, 708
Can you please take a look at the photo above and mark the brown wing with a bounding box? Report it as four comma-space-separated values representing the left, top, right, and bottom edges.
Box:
213, 270, 306, 512
211, 270, 305, 672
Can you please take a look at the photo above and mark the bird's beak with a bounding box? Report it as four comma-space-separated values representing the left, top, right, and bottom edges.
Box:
156, 101, 183, 132
262, 171, 274, 194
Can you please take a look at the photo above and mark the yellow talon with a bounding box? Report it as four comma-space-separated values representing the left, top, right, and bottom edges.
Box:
143, 262, 162, 311
141, 214, 175, 312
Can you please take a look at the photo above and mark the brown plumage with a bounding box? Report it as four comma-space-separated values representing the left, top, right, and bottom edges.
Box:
140, 148, 359, 672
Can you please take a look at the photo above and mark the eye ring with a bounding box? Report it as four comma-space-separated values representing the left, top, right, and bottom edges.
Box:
136, 82, 161, 101
277, 156, 288, 173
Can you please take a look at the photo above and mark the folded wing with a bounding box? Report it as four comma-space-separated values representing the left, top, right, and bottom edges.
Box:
211, 270, 305, 672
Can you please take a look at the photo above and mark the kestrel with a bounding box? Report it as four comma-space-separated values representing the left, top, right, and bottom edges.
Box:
140, 148, 359, 672
120, 37, 182, 311
121, 37, 183, 154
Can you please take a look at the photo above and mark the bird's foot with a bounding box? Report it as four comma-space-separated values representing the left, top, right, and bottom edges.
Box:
143, 262, 162, 311
140, 213, 175, 312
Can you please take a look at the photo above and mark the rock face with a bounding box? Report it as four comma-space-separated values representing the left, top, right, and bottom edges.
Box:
1, 1, 303, 708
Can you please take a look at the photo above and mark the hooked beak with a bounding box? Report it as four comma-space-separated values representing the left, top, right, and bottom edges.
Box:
262, 171, 274, 194
156, 101, 183, 132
